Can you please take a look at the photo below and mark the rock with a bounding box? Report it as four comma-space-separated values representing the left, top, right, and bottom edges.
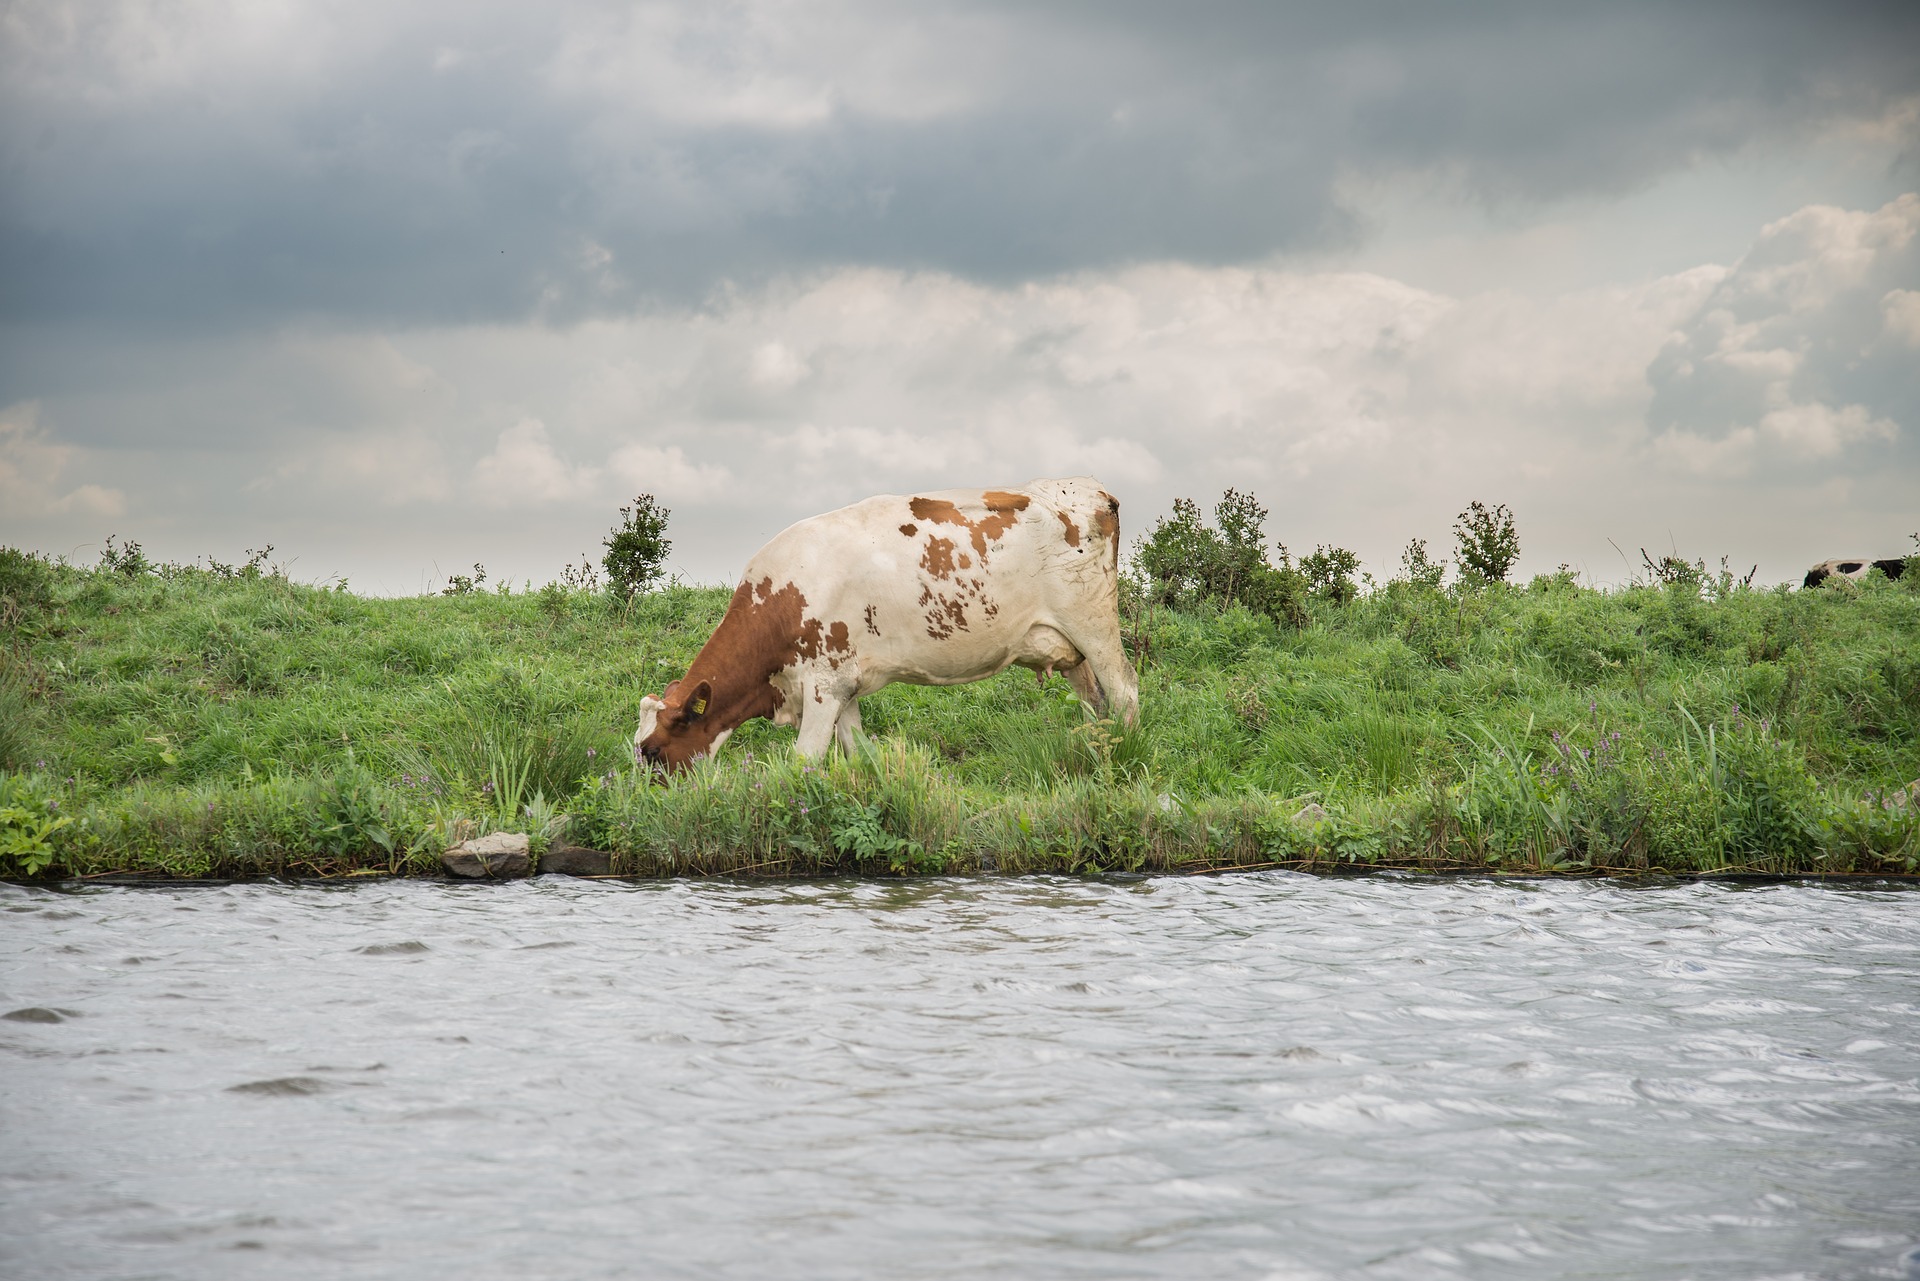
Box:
1291, 802, 1329, 826
4, 1006, 76, 1023
1884, 780, 1920, 812
441, 831, 532, 879
541, 842, 613, 877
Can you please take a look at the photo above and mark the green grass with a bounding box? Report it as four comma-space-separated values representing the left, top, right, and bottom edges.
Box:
2, 546, 1916, 878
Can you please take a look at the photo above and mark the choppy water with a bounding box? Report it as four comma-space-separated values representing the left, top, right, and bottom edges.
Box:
3, 875, 1918, 1280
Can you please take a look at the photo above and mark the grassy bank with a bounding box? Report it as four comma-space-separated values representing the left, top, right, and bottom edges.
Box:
2, 546, 1917, 879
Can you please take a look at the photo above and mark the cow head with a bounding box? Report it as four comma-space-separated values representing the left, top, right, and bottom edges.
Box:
633, 678, 732, 774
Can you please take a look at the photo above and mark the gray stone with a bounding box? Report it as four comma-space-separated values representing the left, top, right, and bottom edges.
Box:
541, 842, 614, 877
4, 1006, 76, 1023
1291, 803, 1329, 826
441, 831, 532, 879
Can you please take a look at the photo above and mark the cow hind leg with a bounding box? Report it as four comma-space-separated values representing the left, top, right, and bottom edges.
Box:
1062, 660, 1104, 712
1069, 630, 1140, 728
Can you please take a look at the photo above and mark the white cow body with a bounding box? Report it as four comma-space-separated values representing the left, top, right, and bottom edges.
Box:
634, 477, 1138, 769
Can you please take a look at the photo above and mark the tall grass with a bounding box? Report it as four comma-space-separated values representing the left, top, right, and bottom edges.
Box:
1, 546, 1916, 878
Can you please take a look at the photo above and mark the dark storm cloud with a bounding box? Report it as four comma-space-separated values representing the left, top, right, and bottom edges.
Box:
3, 0, 1916, 331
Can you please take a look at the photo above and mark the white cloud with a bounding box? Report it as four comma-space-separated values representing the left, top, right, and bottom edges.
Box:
326, 430, 454, 505
1758, 400, 1896, 457
1883, 289, 1920, 346
471, 418, 597, 504
5, 197, 1914, 591
605, 442, 732, 502
1647, 193, 1917, 475
0, 402, 125, 518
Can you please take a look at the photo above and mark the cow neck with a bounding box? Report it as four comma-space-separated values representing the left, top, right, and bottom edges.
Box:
673, 577, 801, 733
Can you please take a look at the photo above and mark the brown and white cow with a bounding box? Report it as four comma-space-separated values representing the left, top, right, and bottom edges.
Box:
1803, 558, 1909, 588
634, 477, 1140, 772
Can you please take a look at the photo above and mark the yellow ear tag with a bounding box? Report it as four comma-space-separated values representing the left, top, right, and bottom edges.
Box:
691, 697, 708, 716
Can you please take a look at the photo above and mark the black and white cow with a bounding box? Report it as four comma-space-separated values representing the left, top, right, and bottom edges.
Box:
1803, 558, 1909, 588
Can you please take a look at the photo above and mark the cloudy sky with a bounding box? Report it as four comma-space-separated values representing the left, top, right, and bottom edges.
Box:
3, 1, 1917, 592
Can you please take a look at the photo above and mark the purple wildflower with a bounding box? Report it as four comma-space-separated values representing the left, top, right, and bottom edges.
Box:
587, 748, 597, 759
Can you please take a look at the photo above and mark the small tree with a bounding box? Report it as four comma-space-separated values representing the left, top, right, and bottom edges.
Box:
1453, 501, 1519, 584
1212, 488, 1273, 610
1300, 544, 1361, 604
603, 495, 672, 600
1134, 497, 1216, 610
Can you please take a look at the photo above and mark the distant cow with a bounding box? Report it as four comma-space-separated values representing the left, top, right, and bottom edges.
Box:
634, 478, 1140, 772
1803, 558, 1909, 588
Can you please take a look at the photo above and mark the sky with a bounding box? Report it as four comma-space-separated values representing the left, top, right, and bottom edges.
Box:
3, 0, 1918, 593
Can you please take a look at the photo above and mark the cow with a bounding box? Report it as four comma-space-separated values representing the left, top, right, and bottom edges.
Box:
1803, 558, 1909, 588
633, 477, 1140, 773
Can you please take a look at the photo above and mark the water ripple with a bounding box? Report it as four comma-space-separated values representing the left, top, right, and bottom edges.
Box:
1, 875, 1917, 1279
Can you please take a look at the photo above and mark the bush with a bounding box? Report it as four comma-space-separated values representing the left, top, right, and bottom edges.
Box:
1454, 501, 1519, 584
98, 535, 151, 578
1301, 545, 1361, 604
603, 494, 672, 601
1397, 538, 1446, 590
1133, 489, 1309, 628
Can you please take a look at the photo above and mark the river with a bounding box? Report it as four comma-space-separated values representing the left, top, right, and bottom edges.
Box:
3, 875, 1917, 1279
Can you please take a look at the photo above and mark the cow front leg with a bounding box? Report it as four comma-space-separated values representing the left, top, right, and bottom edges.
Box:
793, 693, 843, 760
833, 698, 866, 756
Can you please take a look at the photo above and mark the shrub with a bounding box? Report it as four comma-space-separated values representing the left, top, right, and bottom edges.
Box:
603, 494, 672, 601
1133, 490, 1309, 628
1453, 501, 1519, 584
98, 535, 151, 578
1301, 544, 1361, 604
442, 563, 487, 596
1398, 538, 1446, 590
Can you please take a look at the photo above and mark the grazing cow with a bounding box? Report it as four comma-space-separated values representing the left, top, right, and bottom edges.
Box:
634, 477, 1140, 772
1803, 558, 1909, 588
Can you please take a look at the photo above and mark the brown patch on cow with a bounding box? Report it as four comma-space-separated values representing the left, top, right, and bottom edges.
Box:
924, 591, 969, 640
636, 580, 860, 773
909, 496, 962, 523
920, 536, 959, 580
899, 523, 917, 537
864, 604, 881, 636
908, 490, 1029, 561
1056, 510, 1081, 547
957, 553, 971, 569
793, 612, 852, 662
636, 577, 809, 772
1093, 491, 1121, 569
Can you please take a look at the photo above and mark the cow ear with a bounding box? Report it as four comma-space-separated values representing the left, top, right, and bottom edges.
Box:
684, 680, 713, 720
662, 679, 683, 698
